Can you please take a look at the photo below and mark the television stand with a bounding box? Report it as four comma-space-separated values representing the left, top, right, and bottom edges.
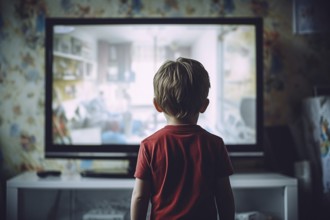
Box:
80, 168, 134, 179
7, 172, 298, 220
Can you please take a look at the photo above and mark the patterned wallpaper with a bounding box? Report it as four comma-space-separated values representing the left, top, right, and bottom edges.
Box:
0, 0, 329, 178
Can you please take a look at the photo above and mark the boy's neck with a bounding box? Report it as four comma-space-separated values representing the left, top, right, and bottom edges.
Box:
165, 114, 198, 125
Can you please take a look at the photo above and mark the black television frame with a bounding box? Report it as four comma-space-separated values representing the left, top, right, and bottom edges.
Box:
45, 17, 264, 160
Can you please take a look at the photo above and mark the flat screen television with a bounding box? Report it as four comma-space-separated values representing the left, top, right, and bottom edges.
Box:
45, 17, 264, 169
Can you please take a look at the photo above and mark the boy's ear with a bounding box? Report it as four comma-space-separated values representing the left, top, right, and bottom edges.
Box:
199, 99, 209, 113
153, 98, 163, 112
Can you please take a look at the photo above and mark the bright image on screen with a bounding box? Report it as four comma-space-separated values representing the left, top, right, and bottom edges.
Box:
51, 24, 256, 146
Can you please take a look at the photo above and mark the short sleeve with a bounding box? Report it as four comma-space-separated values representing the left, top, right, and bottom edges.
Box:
216, 139, 234, 177
134, 143, 151, 180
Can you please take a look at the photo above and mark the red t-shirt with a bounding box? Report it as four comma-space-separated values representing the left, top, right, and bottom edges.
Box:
134, 124, 234, 220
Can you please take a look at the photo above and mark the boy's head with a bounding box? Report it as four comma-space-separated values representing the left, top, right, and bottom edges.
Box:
153, 57, 210, 121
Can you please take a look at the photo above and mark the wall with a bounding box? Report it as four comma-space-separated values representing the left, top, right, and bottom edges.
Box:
0, 0, 330, 217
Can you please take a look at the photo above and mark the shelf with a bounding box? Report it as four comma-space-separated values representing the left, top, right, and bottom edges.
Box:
6, 172, 298, 220
53, 51, 94, 64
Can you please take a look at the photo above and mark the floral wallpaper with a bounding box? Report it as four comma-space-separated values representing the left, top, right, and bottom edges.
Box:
0, 0, 329, 179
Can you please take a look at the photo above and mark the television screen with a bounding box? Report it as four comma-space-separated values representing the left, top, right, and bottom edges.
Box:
45, 18, 263, 159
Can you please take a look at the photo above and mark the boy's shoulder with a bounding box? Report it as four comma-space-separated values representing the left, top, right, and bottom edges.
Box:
141, 125, 173, 144
141, 124, 224, 145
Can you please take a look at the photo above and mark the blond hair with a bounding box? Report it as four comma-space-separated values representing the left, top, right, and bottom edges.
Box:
153, 57, 210, 120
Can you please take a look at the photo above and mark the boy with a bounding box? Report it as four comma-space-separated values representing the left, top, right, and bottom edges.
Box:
130, 57, 235, 220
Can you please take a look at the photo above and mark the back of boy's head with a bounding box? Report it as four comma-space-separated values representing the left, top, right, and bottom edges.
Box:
153, 57, 210, 120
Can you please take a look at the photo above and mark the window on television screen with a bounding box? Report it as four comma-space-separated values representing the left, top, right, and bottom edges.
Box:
51, 23, 257, 146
